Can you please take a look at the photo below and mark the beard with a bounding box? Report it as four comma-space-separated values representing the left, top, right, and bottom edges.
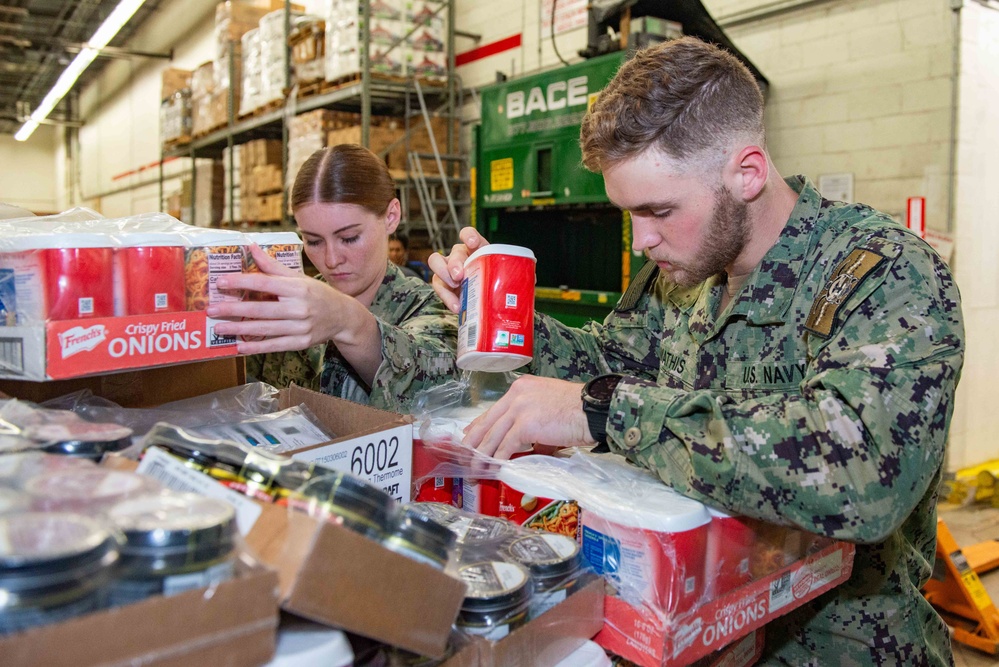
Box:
660, 186, 749, 288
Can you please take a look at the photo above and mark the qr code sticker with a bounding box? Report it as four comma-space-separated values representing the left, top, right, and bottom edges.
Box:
505, 294, 518, 307
78, 297, 94, 315
155, 293, 168, 309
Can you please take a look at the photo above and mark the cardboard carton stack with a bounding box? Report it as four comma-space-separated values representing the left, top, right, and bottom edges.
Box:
190, 61, 216, 137
241, 138, 283, 222
257, 8, 304, 108
286, 109, 339, 194
239, 28, 263, 116
222, 143, 242, 223
290, 16, 325, 86
323, 0, 448, 83
160, 67, 192, 148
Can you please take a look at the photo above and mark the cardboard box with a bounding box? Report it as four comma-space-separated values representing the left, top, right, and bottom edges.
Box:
595, 540, 855, 666
0, 356, 244, 408
0, 311, 243, 383
253, 164, 283, 194
248, 503, 465, 658
277, 385, 414, 503
0, 564, 278, 667
161, 67, 192, 100
129, 387, 463, 658
443, 574, 605, 667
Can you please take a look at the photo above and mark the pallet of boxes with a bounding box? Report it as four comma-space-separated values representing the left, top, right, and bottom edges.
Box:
160, 67, 192, 150
241, 138, 284, 224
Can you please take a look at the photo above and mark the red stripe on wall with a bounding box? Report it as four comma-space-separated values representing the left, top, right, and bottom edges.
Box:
111, 156, 179, 181
456, 34, 522, 67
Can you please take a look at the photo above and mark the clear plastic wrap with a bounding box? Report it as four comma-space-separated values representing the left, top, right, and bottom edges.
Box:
410, 372, 518, 506
0, 449, 262, 639
353, 501, 602, 666
422, 450, 852, 666
0, 211, 259, 326
35, 383, 333, 451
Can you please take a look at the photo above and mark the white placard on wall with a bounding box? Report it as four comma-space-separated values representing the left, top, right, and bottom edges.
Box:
541, 0, 588, 36
818, 173, 854, 203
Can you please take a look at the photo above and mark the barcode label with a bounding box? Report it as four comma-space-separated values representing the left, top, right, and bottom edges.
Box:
769, 572, 793, 612
78, 297, 94, 315
142, 458, 203, 494
0, 337, 24, 375
136, 447, 262, 535
467, 323, 478, 348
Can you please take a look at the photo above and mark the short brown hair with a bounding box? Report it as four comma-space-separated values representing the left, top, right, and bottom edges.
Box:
291, 144, 396, 215
580, 37, 765, 173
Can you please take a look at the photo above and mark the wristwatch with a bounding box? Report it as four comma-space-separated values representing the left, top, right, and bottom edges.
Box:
581, 373, 625, 445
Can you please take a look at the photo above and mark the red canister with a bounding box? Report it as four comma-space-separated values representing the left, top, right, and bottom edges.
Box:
114, 232, 187, 315
457, 244, 536, 372
42, 236, 116, 320
705, 506, 756, 598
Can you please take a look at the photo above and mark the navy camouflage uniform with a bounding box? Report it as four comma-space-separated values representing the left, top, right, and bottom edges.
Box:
528, 176, 964, 665
249, 262, 457, 411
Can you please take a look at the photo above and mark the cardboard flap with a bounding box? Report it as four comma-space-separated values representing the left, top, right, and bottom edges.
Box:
443, 575, 605, 667
245, 502, 320, 600
284, 519, 467, 658
279, 385, 413, 446
0, 566, 278, 667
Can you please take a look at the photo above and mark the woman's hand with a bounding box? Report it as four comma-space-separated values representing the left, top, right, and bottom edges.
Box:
207, 244, 369, 355
427, 226, 490, 313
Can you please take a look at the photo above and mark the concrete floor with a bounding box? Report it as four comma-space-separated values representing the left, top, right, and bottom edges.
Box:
936, 502, 999, 667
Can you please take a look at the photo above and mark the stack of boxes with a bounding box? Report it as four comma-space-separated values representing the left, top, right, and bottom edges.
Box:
289, 16, 326, 87
324, 0, 448, 84
286, 109, 340, 195
190, 62, 217, 137
160, 68, 192, 148
241, 139, 284, 223
239, 28, 263, 116
222, 144, 242, 223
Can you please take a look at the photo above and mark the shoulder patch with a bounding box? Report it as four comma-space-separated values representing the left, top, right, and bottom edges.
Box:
616, 260, 660, 312
805, 246, 889, 337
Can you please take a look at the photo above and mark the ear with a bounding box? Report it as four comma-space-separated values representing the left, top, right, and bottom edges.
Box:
384, 198, 402, 234
722, 145, 768, 202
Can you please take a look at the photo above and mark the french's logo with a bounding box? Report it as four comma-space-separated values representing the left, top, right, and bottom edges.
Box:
58, 325, 107, 358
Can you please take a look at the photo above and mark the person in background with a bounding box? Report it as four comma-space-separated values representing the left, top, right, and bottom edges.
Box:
389, 231, 432, 282
429, 37, 964, 665
212, 144, 457, 409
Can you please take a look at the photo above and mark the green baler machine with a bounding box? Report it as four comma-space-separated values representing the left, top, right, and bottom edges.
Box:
474, 51, 639, 327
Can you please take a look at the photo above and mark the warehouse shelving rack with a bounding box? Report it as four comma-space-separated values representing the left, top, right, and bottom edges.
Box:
158, 0, 468, 251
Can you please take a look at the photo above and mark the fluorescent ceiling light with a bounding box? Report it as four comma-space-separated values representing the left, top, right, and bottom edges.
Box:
14, 0, 147, 142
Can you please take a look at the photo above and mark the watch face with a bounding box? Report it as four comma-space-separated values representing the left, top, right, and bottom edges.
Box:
587, 374, 622, 402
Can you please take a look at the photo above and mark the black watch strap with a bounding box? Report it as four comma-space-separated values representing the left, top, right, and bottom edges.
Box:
581, 373, 625, 445
585, 407, 609, 444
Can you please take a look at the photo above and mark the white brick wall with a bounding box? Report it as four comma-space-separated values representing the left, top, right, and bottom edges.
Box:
949, 0, 999, 470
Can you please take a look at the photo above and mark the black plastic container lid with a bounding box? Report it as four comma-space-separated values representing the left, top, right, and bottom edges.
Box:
108, 493, 236, 557
24, 421, 133, 460
403, 501, 462, 527
297, 471, 395, 535
386, 506, 457, 565
0, 512, 120, 592
506, 533, 580, 581
456, 515, 517, 546
458, 561, 531, 614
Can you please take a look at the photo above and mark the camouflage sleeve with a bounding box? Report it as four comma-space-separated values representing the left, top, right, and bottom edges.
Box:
606, 241, 964, 544
245, 347, 325, 391
528, 297, 664, 382
368, 295, 458, 411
